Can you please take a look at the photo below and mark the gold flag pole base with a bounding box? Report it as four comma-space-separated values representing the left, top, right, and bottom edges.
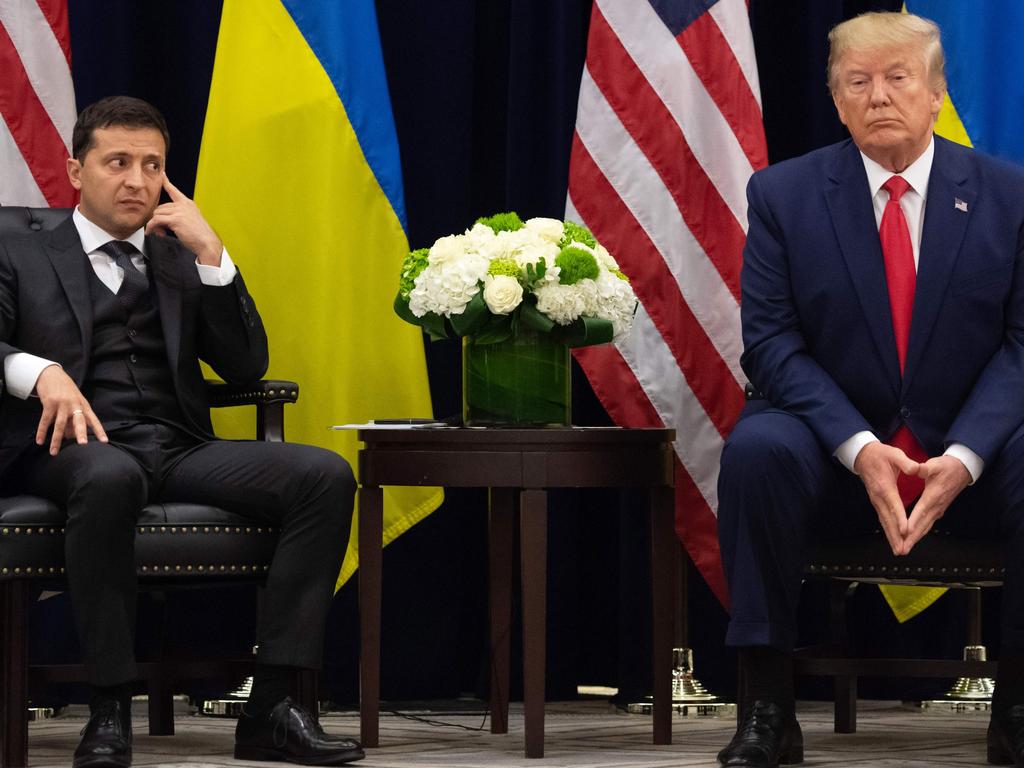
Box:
911, 645, 994, 713
201, 675, 253, 717
627, 647, 736, 717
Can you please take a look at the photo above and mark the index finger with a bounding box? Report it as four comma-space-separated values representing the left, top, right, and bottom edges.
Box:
162, 173, 186, 202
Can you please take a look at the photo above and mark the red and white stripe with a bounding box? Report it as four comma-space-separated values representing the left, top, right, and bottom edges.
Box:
0, 0, 76, 207
568, 0, 766, 605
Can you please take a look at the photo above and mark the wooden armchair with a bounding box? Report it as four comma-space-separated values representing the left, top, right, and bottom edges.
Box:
795, 529, 1003, 732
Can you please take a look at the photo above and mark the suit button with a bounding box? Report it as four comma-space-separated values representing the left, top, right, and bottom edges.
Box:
899, 406, 910, 418
129, 354, 138, 364
127, 328, 138, 338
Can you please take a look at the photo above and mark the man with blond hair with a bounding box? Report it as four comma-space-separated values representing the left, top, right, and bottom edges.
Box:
716, 12, 1024, 767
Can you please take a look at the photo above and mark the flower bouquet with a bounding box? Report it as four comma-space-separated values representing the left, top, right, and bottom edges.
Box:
395, 212, 636, 425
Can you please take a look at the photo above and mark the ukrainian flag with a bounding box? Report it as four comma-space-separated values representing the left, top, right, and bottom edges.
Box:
194, 0, 442, 589
880, 2, 1023, 622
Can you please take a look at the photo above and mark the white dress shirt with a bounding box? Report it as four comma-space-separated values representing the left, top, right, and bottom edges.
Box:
832, 137, 984, 483
2, 207, 237, 399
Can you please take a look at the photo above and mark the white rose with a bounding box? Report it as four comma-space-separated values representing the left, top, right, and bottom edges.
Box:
482, 275, 524, 315
524, 217, 565, 244
429, 234, 466, 265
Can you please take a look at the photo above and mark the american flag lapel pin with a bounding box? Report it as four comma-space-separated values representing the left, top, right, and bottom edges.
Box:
955, 198, 969, 212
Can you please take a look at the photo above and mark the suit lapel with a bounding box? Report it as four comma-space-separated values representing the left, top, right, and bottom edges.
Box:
145, 235, 184, 372
44, 217, 93, 373
824, 140, 901, 398
902, 137, 974, 393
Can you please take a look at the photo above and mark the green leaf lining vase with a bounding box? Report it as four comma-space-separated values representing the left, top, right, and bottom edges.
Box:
462, 329, 571, 426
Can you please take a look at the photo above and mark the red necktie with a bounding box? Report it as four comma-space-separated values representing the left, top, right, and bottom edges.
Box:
879, 175, 926, 505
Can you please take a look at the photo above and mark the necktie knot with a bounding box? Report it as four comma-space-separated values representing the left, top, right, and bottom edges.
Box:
98, 240, 148, 308
98, 240, 139, 261
882, 175, 911, 203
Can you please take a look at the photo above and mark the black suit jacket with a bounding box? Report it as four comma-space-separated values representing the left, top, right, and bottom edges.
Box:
0, 215, 269, 480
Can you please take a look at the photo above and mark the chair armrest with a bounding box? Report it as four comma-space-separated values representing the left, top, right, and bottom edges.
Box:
205, 380, 299, 443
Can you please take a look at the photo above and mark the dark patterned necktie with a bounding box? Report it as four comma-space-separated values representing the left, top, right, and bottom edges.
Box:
98, 240, 148, 310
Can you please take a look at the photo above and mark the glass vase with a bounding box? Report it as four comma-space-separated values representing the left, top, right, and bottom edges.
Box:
462, 330, 571, 426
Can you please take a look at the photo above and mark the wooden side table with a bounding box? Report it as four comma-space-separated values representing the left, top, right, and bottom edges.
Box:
357, 426, 677, 758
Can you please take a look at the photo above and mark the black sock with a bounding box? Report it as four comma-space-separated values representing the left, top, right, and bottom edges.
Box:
246, 664, 294, 716
739, 646, 794, 713
993, 648, 1024, 715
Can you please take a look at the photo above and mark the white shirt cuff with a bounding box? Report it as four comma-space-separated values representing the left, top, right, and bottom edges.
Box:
195, 247, 237, 286
834, 431, 879, 474
3, 353, 60, 399
944, 442, 984, 484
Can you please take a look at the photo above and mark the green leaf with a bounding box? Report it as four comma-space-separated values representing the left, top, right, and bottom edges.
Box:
449, 290, 488, 336
518, 300, 555, 334
473, 314, 514, 345
554, 315, 614, 348
393, 292, 450, 340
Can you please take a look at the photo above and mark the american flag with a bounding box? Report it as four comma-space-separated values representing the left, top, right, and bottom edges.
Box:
567, 0, 766, 604
0, 0, 76, 207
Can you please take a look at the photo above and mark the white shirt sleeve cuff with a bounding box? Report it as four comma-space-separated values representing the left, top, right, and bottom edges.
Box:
3, 353, 60, 399
834, 431, 879, 474
195, 247, 237, 286
944, 442, 984, 484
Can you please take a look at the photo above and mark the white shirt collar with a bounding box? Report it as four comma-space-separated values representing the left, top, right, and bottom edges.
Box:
859, 136, 935, 201
72, 207, 147, 256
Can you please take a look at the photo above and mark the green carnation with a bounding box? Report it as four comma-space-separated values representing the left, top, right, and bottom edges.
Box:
398, 247, 430, 300
559, 220, 596, 249
488, 258, 521, 278
555, 246, 600, 285
476, 211, 524, 233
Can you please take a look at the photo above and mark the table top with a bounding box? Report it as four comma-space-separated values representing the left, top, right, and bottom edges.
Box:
357, 426, 676, 489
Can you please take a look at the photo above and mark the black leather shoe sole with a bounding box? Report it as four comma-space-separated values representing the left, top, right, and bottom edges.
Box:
71, 748, 132, 768
233, 744, 365, 765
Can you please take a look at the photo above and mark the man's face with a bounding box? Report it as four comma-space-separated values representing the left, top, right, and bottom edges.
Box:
66, 125, 166, 239
831, 45, 944, 171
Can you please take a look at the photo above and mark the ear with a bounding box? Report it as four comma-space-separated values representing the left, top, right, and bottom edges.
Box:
66, 157, 83, 190
930, 89, 945, 120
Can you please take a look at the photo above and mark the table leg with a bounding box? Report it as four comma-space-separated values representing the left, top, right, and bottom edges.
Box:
359, 486, 384, 748
650, 485, 675, 745
520, 489, 547, 759
488, 488, 516, 735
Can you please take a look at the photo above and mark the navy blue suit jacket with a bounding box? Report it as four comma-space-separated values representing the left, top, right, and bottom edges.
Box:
739, 135, 1024, 466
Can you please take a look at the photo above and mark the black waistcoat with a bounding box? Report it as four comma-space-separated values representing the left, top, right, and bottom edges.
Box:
83, 268, 189, 432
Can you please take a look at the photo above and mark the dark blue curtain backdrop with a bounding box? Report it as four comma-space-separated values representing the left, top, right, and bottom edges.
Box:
37, 0, 981, 707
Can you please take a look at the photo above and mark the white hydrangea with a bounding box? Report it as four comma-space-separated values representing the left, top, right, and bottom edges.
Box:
534, 283, 588, 325
592, 270, 636, 340
408, 247, 490, 317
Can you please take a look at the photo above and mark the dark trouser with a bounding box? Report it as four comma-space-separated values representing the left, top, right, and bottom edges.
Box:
12, 424, 354, 686
717, 403, 1024, 652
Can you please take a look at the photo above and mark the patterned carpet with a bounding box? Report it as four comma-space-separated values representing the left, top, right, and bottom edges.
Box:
26, 699, 994, 767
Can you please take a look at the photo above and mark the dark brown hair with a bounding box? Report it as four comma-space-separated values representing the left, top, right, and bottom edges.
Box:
72, 95, 170, 161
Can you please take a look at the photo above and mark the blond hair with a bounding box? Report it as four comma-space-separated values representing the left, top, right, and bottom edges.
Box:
827, 12, 946, 93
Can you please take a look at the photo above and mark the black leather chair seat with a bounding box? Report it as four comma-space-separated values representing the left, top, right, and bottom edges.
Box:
0, 495, 279, 581
807, 530, 1005, 587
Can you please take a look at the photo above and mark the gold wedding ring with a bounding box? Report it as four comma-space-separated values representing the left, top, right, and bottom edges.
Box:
71, 409, 84, 416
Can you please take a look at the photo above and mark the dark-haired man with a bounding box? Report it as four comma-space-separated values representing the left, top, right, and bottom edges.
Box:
0, 96, 363, 766
717, 11, 1024, 768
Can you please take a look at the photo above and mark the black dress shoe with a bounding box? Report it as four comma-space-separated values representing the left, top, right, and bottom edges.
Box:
235, 697, 365, 765
989, 704, 1024, 766
73, 699, 132, 768
717, 700, 803, 768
